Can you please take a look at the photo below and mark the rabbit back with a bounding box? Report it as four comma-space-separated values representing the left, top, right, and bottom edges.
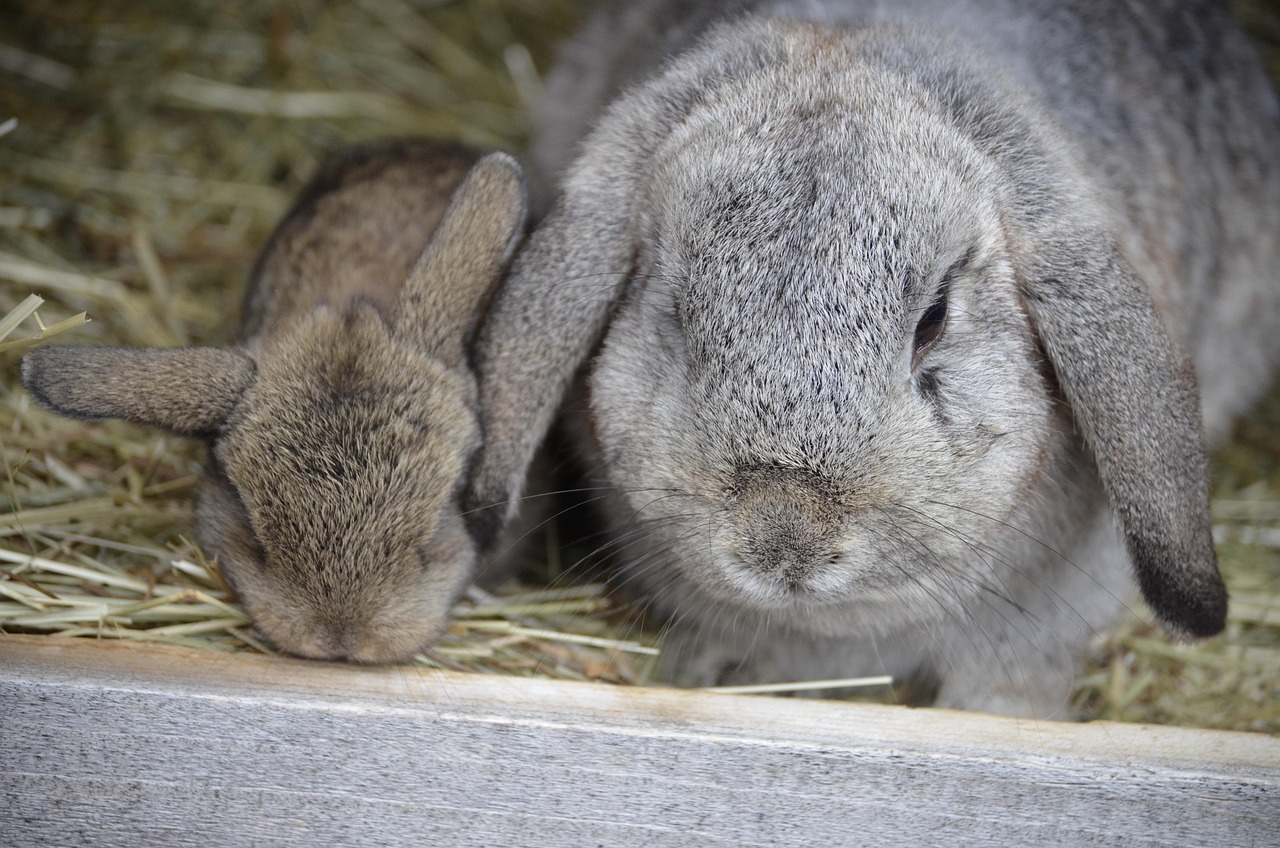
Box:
242, 139, 478, 340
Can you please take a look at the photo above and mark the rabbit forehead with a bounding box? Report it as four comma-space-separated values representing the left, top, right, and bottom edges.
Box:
645, 44, 998, 303
650, 151, 993, 434
216, 314, 477, 564
647, 18, 987, 179
219, 412, 469, 570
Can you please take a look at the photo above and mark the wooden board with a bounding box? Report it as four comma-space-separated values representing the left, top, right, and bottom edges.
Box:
1, 634, 1276, 847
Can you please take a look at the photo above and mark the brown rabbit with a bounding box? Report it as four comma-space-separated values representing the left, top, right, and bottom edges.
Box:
22, 139, 527, 663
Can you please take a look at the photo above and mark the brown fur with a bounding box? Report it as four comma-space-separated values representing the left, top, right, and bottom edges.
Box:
22, 139, 528, 662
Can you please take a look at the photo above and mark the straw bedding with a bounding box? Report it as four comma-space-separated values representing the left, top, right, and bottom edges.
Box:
1, 0, 1276, 731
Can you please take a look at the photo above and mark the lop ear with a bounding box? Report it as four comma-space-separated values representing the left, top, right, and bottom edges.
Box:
1020, 235, 1226, 638
461, 31, 781, 546
21, 345, 255, 437
395, 152, 528, 368
463, 145, 642, 547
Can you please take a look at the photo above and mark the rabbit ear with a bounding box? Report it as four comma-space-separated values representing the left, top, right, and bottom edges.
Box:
21, 345, 255, 437
1020, 236, 1226, 638
461, 40, 769, 545
394, 152, 528, 366
463, 151, 642, 546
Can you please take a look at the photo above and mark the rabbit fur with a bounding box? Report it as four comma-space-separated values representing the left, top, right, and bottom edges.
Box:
468, 0, 1280, 716
22, 140, 528, 663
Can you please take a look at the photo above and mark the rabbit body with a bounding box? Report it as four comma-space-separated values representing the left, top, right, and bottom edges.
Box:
24, 140, 527, 662
470, 1, 1280, 715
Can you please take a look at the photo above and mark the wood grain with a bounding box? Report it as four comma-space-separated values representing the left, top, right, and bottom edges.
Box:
1, 634, 1276, 847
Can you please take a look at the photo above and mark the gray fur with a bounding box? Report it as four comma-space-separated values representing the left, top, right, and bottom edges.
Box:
23, 140, 528, 663
470, 1, 1280, 716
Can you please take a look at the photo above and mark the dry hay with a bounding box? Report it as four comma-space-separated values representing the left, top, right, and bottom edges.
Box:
1, 0, 1277, 732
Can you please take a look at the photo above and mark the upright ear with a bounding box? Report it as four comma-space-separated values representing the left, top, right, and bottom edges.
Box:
1019, 235, 1226, 638
394, 152, 528, 367
21, 345, 255, 437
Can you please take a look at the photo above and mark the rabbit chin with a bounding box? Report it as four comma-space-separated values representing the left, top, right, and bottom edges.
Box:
718, 560, 863, 607
678, 544, 925, 615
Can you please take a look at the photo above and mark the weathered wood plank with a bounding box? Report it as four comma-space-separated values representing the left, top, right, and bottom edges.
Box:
1, 635, 1276, 847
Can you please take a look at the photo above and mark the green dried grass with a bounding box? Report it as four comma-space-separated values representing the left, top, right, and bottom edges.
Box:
1, 0, 1278, 729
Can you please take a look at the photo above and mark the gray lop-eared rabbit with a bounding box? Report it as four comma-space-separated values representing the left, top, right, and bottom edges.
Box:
23, 140, 527, 663
468, 0, 1280, 716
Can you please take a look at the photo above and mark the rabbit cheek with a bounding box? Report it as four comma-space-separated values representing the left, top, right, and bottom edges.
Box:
192, 478, 317, 659
192, 468, 265, 605
192, 471, 319, 656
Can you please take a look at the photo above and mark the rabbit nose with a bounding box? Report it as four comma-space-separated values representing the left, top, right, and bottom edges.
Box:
311, 627, 393, 663
739, 522, 834, 584
732, 473, 841, 583
313, 624, 363, 659
315, 620, 435, 664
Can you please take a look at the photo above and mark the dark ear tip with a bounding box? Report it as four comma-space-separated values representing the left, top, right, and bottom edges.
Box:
20, 345, 78, 414
20, 344, 52, 382
462, 497, 506, 554
1168, 588, 1228, 640
1129, 529, 1227, 639
1144, 570, 1228, 640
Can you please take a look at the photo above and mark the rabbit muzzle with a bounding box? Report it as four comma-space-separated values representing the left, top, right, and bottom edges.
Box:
728, 468, 848, 593
271, 611, 448, 664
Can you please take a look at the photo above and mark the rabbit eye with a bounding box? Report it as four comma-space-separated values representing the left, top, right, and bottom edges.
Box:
912, 287, 949, 371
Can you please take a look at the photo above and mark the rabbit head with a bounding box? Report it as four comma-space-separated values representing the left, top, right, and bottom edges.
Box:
468, 19, 1225, 659
23, 145, 527, 662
